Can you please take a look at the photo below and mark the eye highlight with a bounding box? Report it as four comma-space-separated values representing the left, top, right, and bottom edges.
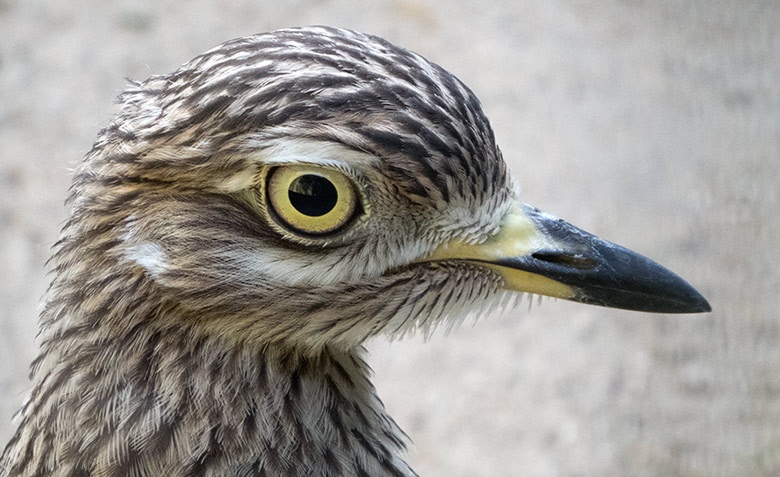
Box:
266, 166, 358, 236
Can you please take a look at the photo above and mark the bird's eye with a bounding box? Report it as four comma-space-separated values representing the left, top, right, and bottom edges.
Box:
266, 166, 358, 236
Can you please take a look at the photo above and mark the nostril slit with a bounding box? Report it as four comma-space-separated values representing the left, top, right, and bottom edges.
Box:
532, 251, 598, 270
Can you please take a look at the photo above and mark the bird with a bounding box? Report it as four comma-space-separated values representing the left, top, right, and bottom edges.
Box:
1, 26, 710, 476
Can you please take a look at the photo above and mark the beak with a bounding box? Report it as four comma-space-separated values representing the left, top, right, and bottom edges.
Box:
421, 201, 711, 313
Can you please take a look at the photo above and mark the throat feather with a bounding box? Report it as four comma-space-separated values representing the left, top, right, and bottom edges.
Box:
3, 327, 414, 476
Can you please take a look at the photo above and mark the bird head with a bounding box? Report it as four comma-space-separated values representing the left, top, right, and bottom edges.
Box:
64, 26, 709, 355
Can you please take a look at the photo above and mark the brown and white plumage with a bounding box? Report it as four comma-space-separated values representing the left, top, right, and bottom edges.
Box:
1, 26, 709, 476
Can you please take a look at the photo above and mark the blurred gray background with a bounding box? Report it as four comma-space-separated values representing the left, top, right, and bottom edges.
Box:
1, 1, 778, 475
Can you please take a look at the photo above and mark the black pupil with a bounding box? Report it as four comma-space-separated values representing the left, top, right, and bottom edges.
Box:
288, 174, 338, 217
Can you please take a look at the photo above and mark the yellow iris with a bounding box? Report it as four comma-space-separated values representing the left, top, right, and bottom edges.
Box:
266, 165, 358, 235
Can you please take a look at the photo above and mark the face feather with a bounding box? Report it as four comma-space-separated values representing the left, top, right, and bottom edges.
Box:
45, 26, 515, 355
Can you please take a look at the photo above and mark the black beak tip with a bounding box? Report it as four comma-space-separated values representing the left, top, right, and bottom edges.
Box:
583, 239, 713, 314
597, 268, 712, 315
576, 283, 712, 314
561, 241, 713, 314
682, 288, 711, 314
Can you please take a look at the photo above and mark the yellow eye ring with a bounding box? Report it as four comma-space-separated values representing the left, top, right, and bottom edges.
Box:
266, 165, 358, 236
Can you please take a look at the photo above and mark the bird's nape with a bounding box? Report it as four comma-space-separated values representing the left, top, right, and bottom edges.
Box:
1, 26, 709, 477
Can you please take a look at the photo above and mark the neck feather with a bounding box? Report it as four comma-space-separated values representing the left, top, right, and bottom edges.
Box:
2, 319, 415, 476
